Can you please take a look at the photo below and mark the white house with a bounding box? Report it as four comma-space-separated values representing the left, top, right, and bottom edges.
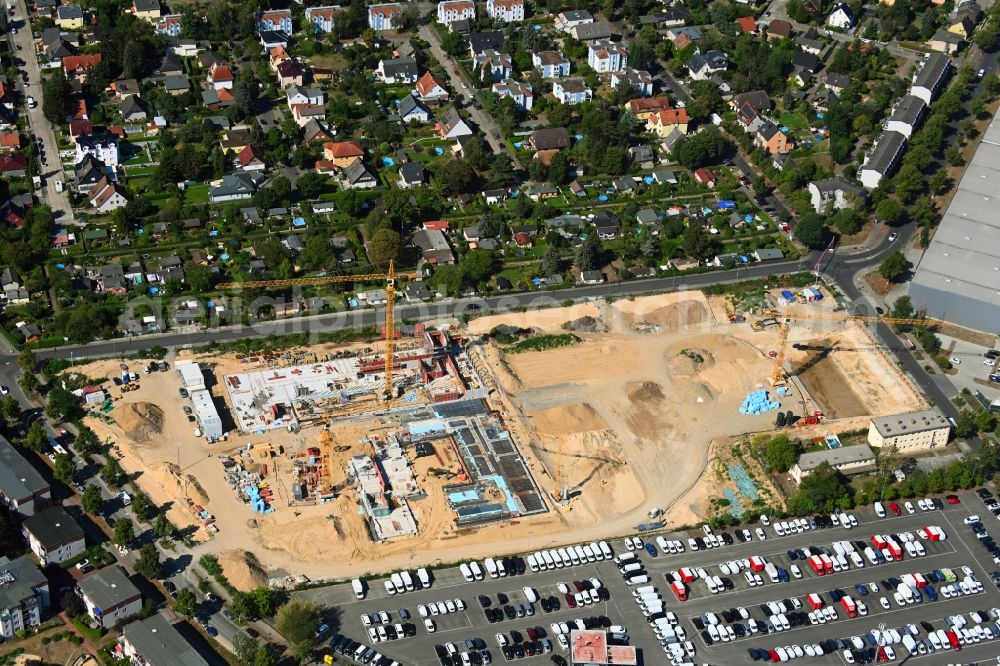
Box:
368, 3, 402, 30
552, 78, 592, 105
78, 567, 143, 629
304, 5, 341, 33
611, 68, 653, 97
826, 3, 856, 29
0, 556, 48, 639
486, 0, 524, 22
807, 178, 866, 213
587, 41, 627, 73
437, 0, 475, 24
286, 85, 324, 108
492, 80, 533, 110
75, 132, 119, 168
22, 506, 85, 565
473, 50, 513, 82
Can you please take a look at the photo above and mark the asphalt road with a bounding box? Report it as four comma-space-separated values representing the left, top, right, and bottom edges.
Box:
296, 490, 1000, 665
8, 0, 74, 223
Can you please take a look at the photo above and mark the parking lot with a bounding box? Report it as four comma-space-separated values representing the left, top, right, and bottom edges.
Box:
299, 489, 1000, 665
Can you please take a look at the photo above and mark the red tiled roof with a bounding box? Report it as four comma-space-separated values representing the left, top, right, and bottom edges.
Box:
627, 97, 672, 114
323, 141, 364, 158
649, 108, 688, 125
69, 119, 93, 137
736, 16, 757, 33
62, 54, 102, 74
0, 154, 28, 172
237, 145, 260, 166
416, 72, 448, 97
0, 131, 19, 149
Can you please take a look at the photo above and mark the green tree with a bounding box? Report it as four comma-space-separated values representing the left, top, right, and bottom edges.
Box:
134, 543, 162, 579
52, 453, 75, 485
461, 250, 499, 284
682, 223, 713, 261
46, 387, 81, 421
486, 155, 519, 189
764, 436, 797, 473
154, 513, 176, 539
186, 264, 212, 292
101, 457, 125, 487
674, 129, 733, 169
254, 647, 276, 666
250, 587, 278, 617
42, 70, 72, 124
0, 396, 20, 429
275, 599, 321, 644
74, 426, 101, 455
437, 159, 479, 196
891, 295, 914, 319
24, 421, 47, 452
431, 264, 464, 295
540, 245, 560, 275
114, 517, 135, 547
879, 251, 911, 282
296, 173, 326, 199
575, 234, 602, 271
794, 213, 826, 249
876, 198, 904, 225
82, 485, 103, 514
233, 634, 259, 666
366, 228, 400, 268
788, 462, 852, 514
17, 348, 35, 375
955, 410, 978, 439
130, 491, 153, 521
292, 641, 313, 665
173, 588, 197, 617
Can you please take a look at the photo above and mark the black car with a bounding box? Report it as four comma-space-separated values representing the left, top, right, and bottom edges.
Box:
551, 656, 568, 666
497, 592, 509, 604
245, 627, 260, 639
787, 549, 799, 560
692, 617, 705, 630
513, 556, 526, 575
502, 647, 514, 660
920, 620, 935, 632
701, 630, 713, 646
478, 595, 491, 608
720, 532, 734, 545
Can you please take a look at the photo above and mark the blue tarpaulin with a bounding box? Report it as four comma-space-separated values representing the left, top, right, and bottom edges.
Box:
717, 200, 736, 209
739, 390, 780, 415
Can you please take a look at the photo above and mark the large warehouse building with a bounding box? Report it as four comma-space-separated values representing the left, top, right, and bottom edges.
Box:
909, 112, 1000, 333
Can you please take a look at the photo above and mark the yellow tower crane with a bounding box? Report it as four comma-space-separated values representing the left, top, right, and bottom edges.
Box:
216, 261, 418, 399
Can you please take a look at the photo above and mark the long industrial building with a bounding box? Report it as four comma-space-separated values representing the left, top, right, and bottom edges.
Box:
909, 110, 1000, 332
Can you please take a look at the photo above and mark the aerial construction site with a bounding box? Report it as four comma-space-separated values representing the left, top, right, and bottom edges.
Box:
71, 283, 926, 586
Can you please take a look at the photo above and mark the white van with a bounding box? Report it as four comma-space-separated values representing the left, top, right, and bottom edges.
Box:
459, 563, 474, 582
621, 562, 643, 574
874, 502, 886, 518
417, 568, 431, 588
527, 554, 539, 572
582, 544, 596, 562
384, 580, 397, 595
522, 586, 539, 604
400, 571, 414, 591
496, 559, 507, 577
626, 575, 649, 585
469, 561, 484, 581
616, 552, 637, 565
633, 585, 656, 597
391, 572, 404, 591
573, 545, 587, 563
557, 548, 572, 566
484, 558, 499, 578
599, 541, 613, 559
541, 551, 555, 569
352, 578, 365, 599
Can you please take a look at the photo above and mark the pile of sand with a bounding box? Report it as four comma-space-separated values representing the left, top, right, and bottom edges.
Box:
667, 348, 716, 375
466, 303, 601, 335
529, 403, 608, 435
116, 402, 164, 442
620, 380, 674, 443
613, 295, 711, 331
218, 549, 269, 592
149, 461, 210, 506
562, 316, 607, 333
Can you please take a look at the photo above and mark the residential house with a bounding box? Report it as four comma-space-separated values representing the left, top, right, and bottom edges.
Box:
201, 88, 235, 108
468, 31, 504, 56
376, 57, 419, 84
911, 53, 951, 104
0, 131, 20, 153
927, 28, 964, 54
572, 21, 613, 42
79, 567, 142, 630
667, 26, 702, 48
730, 90, 773, 113
415, 72, 449, 101
55, 4, 84, 29
791, 445, 876, 484
258, 9, 293, 34
807, 178, 866, 213
767, 19, 793, 39
859, 130, 906, 189
398, 161, 426, 188
276, 59, 305, 87
687, 50, 728, 80
955, 1, 982, 24
63, 54, 102, 82
209, 63, 235, 90
473, 50, 513, 82
752, 248, 784, 262
524, 184, 558, 201
527, 127, 571, 153
554, 9, 592, 32
611, 68, 653, 96
89, 177, 130, 212
552, 78, 592, 105
492, 80, 533, 110
117, 613, 211, 666
76, 131, 119, 168
626, 96, 673, 121
286, 85, 324, 109
155, 13, 182, 36
0, 437, 50, 516
885, 94, 927, 137
399, 95, 431, 123
486, 0, 524, 22
755, 122, 792, 154
305, 5, 342, 33
235, 146, 265, 172
437, 0, 475, 25
209, 171, 266, 203
796, 31, 825, 55
532, 51, 570, 78
827, 2, 855, 28
162, 74, 191, 95
694, 168, 717, 187
824, 72, 850, 94
323, 140, 364, 167
736, 16, 758, 33
413, 228, 456, 264
368, 3, 403, 30
0, 154, 28, 179
292, 103, 325, 126
339, 160, 377, 190
579, 270, 604, 285
0, 555, 49, 638
74, 155, 108, 192
593, 212, 621, 239
172, 38, 201, 57
22, 506, 85, 565
449, 18, 472, 34
948, 15, 975, 39
131, 0, 160, 21
158, 52, 184, 76
792, 50, 821, 76
645, 108, 689, 137
435, 107, 474, 139
301, 120, 331, 144
587, 41, 627, 73
483, 189, 508, 205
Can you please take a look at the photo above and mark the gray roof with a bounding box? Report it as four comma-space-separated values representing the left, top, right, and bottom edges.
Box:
810, 177, 863, 198
560, 9, 592, 21
754, 248, 784, 260
0, 556, 47, 610
792, 50, 820, 72
211, 171, 265, 197
342, 159, 374, 184
380, 57, 418, 79
796, 444, 875, 472
573, 21, 612, 40
913, 53, 952, 93
530, 127, 570, 150
0, 436, 48, 503
398, 94, 428, 118
863, 131, 907, 174
57, 4, 83, 19
133, 0, 160, 11
162, 75, 190, 91
889, 95, 927, 126
910, 114, 1000, 313
870, 407, 950, 438
930, 28, 964, 44
469, 31, 504, 54
399, 161, 426, 183
22, 506, 83, 549
122, 614, 210, 666
732, 90, 772, 111
78, 566, 141, 611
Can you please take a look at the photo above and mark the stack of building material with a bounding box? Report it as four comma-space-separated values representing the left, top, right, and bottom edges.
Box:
739, 389, 780, 415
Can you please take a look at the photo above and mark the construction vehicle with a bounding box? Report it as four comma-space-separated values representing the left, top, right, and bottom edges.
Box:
427, 467, 456, 478
217, 261, 418, 400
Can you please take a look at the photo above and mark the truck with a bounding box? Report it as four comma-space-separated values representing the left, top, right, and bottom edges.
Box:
677, 567, 696, 583
670, 581, 688, 601
808, 555, 826, 576
886, 541, 903, 562
841, 596, 857, 618
806, 593, 824, 610
749, 556, 766, 572
32, 175, 41, 190
351, 578, 365, 599
819, 554, 834, 574
896, 583, 914, 603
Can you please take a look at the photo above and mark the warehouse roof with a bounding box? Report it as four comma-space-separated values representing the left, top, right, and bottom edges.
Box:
910, 114, 1000, 308
871, 407, 950, 437
796, 444, 875, 472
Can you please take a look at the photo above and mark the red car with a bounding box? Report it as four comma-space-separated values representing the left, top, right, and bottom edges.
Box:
769, 649, 780, 662
946, 495, 961, 504
564, 593, 576, 608
946, 629, 961, 651
888, 502, 901, 516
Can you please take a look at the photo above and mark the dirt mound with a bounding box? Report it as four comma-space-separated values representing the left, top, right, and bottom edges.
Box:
562, 316, 607, 333
529, 403, 608, 435
218, 549, 268, 592
667, 348, 717, 375
116, 402, 164, 442
149, 461, 210, 506
645, 301, 709, 329
627, 381, 664, 403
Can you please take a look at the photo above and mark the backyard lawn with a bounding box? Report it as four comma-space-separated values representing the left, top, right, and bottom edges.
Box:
778, 112, 809, 131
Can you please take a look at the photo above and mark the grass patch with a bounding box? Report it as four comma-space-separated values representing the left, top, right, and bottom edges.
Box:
183, 184, 210, 204
506, 333, 581, 353
777, 113, 809, 131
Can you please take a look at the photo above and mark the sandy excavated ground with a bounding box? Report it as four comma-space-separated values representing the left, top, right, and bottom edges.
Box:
67, 290, 925, 582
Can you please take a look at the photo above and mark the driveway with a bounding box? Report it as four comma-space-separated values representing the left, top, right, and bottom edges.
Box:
417, 23, 517, 162
9, 0, 75, 223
